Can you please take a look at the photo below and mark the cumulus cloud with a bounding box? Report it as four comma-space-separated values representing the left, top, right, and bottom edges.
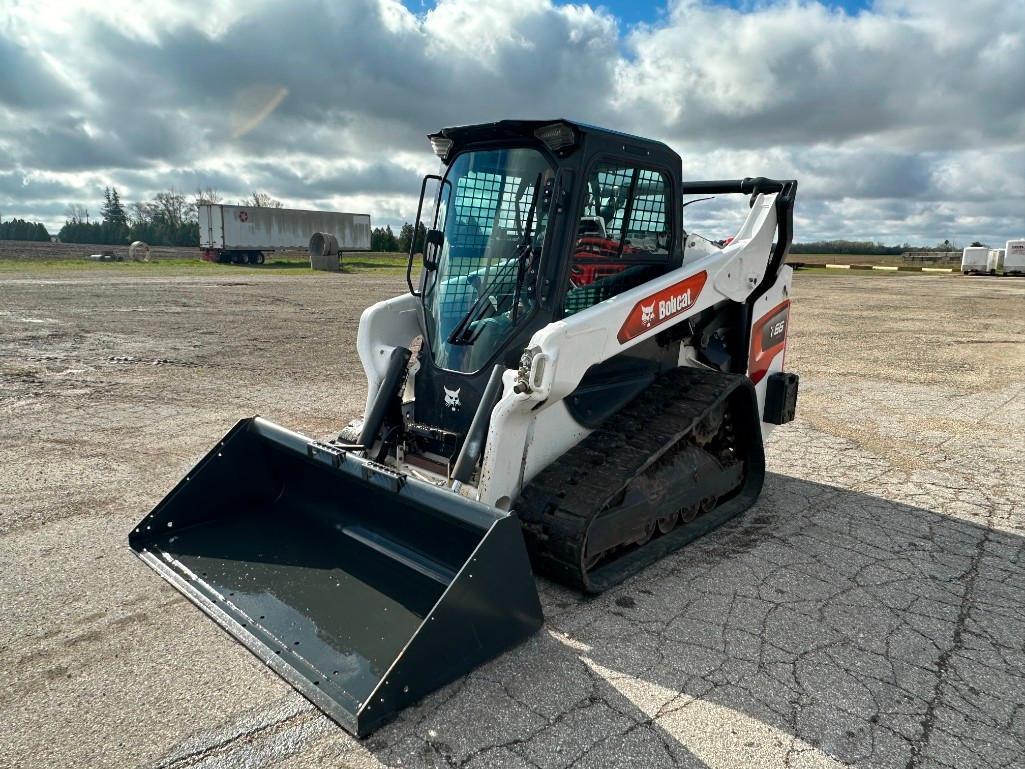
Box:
0, 36, 78, 110
0, 0, 1022, 245
618, 0, 1025, 149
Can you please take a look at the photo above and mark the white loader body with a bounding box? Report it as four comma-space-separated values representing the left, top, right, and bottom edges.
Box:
357, 191, 791, 508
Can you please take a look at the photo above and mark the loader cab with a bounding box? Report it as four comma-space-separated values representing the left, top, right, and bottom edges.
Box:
405, 120, 685, 453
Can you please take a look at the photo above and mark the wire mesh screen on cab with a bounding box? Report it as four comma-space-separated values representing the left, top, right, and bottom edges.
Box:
422, 148, 552, 373
564, 164, 671, 317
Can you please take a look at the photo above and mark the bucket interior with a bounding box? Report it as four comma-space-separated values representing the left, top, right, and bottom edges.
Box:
131, 420, 496, 718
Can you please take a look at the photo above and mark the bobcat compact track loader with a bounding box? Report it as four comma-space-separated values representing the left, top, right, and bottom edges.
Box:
130, 120, 799, 737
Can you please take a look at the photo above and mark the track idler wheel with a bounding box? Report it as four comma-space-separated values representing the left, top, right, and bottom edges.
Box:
634, 519, 656, 545
679, 502, 700, 524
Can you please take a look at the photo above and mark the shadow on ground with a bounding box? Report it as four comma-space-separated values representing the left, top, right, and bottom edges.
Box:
149, 471, 1024, 769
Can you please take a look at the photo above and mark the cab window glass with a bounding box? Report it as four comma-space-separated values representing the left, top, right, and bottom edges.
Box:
564, 163, 671, 317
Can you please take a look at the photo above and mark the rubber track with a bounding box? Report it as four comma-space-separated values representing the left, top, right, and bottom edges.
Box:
516, 366, 755, 592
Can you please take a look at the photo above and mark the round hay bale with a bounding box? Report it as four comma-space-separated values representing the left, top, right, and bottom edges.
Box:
309, 232, 341, 271
129, 241, 151, 262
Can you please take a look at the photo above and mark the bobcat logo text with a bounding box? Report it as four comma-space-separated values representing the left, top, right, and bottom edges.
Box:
617, 272, 708, 344
657, 290, 692, 319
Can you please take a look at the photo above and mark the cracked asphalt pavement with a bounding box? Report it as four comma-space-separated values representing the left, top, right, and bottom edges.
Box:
1, 269, 1023, 768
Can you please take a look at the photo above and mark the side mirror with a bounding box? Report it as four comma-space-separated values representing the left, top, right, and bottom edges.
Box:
408, 174, 445, 296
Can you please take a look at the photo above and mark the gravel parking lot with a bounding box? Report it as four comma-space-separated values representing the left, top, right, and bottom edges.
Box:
1, 267, 1022, 769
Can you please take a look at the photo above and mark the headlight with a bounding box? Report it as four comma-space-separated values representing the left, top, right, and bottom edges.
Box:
429, 135, 454, 161
534, 122, 576, 152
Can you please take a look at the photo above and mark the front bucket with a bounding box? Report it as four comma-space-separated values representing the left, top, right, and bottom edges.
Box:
129, 417, 542, 737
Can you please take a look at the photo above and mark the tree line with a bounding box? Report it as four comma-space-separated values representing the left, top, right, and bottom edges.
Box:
0, 217, 50, 241
52, 186, 426, 252
371, 222, 427, 253
27, 184, 428, 252
55, 188, 284, 247
790, 239, 972, 255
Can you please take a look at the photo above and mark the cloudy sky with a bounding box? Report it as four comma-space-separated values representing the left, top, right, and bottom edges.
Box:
1, 0, 1023, 245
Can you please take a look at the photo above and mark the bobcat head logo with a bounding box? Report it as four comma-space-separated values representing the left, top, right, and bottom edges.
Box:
443, 386, 461, 412
640, 302, 656, 327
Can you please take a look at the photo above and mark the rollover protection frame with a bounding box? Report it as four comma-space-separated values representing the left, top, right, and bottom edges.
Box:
130, 417, 542, 737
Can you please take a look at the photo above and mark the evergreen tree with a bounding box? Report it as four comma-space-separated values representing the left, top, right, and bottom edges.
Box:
101, 187, 111, 220
398, 222, 415, 253
0, 217, 50, 241
109, 188, 127, 228
370, 225, 400, 252
98, 187, 130, 244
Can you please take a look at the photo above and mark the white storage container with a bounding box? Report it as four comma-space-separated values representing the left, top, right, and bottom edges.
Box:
987, 248, 1005, 275
1004, 239, 1025, 276
961, 247, 988, 274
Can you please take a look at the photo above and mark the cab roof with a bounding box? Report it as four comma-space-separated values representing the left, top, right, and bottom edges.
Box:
429, 119, 677, 162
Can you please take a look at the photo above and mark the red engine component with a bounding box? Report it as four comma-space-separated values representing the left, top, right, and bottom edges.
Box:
570, 237, 638, 285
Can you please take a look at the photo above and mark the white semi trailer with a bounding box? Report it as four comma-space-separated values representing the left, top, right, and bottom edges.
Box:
1004, 239, 1025, 276
198, 204, 371, 264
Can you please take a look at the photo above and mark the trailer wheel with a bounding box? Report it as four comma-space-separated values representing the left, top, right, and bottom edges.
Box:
255, 252, 265, 265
